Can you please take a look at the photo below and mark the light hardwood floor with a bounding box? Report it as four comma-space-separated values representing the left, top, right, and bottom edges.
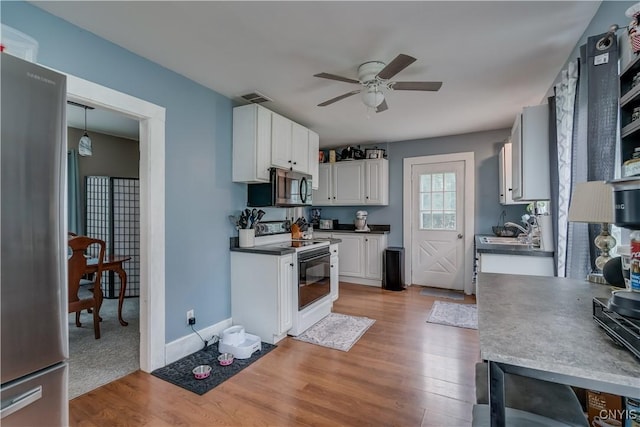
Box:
70, 283, 480, 426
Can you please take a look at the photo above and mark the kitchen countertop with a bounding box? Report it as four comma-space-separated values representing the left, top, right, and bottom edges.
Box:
230, 237, 342, 255
475, 234, 553, 257
477, 272, 639, 396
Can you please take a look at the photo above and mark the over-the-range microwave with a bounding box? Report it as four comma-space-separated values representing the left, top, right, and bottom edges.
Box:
247, 168, 313, 207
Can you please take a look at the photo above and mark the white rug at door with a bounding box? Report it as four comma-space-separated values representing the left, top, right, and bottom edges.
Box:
427, 301, 478, 330
293, 313, 375, 352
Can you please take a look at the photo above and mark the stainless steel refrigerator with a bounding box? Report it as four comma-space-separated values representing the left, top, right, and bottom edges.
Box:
1, 53, 68, 425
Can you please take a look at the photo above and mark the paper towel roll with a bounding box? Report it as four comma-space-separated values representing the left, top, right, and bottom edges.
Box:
537, 215, 554, 252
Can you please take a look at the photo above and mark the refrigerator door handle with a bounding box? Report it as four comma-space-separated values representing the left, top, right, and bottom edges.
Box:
0, 385, 42, 419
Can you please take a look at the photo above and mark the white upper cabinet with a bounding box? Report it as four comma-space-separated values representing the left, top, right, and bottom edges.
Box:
332, 161, 365, 205
291, 122, 309, 173
499, 142, 526, 205
511, 104, 550, 201
272, 113, 308, 173
315, 163, 332, 203
233, 105, 319, 183
313, 158, 389, 206
232, 104, 272, 183
308, 131, 319, 190
271, 112, 293, 170
364, 159, 389, 205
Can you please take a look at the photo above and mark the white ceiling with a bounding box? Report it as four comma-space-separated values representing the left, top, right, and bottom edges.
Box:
36, 1, 602, 148
66, 102, 139, 141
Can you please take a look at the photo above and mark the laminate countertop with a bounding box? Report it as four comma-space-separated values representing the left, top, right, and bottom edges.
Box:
477, 272, 639, 397
475, 235, 553, 258
229, 237, 342, 255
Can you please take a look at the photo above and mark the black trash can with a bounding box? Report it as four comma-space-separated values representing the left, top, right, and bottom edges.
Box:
383, 247, 405, 291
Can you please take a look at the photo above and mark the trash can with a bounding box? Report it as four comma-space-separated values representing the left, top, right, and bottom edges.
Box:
383, 247, 405, 291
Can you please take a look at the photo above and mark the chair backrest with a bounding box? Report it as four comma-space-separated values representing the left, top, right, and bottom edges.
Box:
68, 236, 106, 304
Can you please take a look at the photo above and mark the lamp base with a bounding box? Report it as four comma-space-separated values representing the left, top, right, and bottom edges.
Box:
587, 272, 607, 285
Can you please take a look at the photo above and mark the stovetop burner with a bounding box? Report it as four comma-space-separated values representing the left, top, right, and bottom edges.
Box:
593, 297, 640, 360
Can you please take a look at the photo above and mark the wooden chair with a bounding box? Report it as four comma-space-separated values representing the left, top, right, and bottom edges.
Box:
68, 236, 106, 339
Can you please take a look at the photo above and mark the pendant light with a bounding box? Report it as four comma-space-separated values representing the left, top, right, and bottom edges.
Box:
78, 106, 92, 157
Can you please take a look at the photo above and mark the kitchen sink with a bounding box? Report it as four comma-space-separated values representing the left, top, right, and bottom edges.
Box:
480, 236, 528, 245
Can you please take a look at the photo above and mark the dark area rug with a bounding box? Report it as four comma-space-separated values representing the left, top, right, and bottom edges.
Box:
151, 341, 276, 395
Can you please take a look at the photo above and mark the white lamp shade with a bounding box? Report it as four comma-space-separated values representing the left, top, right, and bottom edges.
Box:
78, 133, 92, 157
361, 88, 384, 108
567, 181, 614, 223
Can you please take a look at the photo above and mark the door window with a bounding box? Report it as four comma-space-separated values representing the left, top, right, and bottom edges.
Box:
419, 172, 456, 230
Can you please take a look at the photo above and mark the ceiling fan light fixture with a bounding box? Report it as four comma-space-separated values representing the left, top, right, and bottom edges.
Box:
361, 87, 384, 108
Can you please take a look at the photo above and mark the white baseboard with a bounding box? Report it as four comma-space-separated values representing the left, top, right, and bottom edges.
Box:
164, 317, 233, 365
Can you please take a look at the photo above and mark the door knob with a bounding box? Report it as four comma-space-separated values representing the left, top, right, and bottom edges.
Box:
457, 234, 463, 239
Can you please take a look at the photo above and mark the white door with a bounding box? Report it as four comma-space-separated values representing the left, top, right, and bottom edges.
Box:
410, 161, 465, 290
313, 163, 332, 205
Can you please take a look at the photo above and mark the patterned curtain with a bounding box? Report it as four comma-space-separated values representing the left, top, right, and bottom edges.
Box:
554, 60, 579, 277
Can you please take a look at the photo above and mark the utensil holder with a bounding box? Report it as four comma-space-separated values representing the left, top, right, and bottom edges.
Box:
239, 228, 255, 248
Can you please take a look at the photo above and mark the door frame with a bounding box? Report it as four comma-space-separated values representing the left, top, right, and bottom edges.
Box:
403, 153, 475, 295
66, 73, 166, 372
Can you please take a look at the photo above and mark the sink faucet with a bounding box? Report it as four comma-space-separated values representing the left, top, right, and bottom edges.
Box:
504, 221, 529, 235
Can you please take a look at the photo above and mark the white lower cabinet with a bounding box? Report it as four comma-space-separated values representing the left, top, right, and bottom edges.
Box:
330, 243, 339, 301
315, 232, 387, 286
231, 252, 294, 344
477, 253, 554, 277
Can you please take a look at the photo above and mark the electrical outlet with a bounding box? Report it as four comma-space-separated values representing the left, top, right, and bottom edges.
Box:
187, 309, 195, 324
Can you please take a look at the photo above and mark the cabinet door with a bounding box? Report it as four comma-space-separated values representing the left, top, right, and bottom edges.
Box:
313, 163, 332, 205
271, 113, 293, 169
336, 234, 363, 276
308, 131, 319, 190
519, 104, 550, 200
232, 104, 271, 183
511, 115, 523, 200
364, 235, 384, 279
500, 143, 526, 205
278, 255, 294, 334
332, 161, 364, 205
291, 122, 309, 173
365, 159, 388, 205
330, 244, 339, 301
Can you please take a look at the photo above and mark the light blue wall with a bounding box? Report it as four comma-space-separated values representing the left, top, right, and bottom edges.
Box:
320, 129, 528, 247
1, 1, 245, 342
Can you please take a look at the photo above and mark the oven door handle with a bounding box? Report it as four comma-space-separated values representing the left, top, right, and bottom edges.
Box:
298, 252, 330, 263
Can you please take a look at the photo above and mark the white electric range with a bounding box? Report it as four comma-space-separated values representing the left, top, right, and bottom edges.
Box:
248, 221, 333, 338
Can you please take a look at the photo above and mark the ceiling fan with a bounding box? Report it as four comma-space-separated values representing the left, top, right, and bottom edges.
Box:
314, 54, 442, 113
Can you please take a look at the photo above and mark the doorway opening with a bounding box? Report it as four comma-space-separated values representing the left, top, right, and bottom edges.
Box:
66, 73, 166, 378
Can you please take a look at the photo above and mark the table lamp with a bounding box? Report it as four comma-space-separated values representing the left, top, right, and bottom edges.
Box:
567, 180, 616, 282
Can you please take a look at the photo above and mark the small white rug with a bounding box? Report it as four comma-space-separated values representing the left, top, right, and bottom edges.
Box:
293, 313, 375, 351
427, 301, 478, 330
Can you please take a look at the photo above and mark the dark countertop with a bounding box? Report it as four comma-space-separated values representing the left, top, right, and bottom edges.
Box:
314, 224, 390, 234
229, 237, 342, 255
475, 235, 553, 258
477, 272, 639, 396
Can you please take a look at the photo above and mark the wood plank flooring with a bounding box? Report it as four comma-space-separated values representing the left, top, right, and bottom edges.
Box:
69, 283, 480, 426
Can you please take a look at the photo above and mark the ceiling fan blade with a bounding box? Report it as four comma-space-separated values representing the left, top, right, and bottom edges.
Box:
318, 90, 361, 107
314, 72, 360, 84
392, 81, 443, 91
376, 99, 388, 113
376, 54, 416, 80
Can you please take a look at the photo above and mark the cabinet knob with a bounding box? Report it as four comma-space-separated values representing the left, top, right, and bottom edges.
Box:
458, 234, 463, 239
365, 238, 368, 241
366, 196, 369, 199
293, 162, 297, 165
333, 249, 337, 253
288, 160, 292, 163
290, 263, 294, 267
331, 264, 334, 268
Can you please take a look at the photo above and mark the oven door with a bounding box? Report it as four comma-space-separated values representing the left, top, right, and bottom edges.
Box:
298, 248, 331, 310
